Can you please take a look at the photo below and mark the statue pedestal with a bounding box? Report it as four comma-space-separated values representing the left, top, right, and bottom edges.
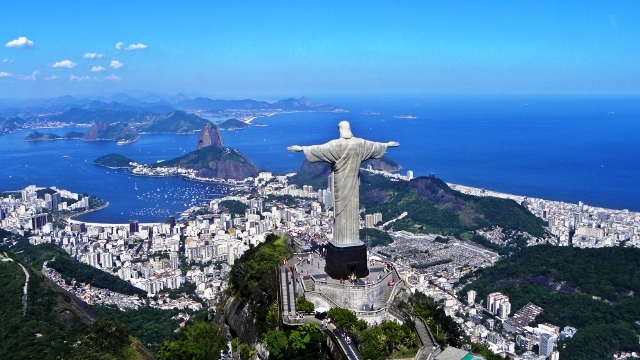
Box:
325, 241, 369, 280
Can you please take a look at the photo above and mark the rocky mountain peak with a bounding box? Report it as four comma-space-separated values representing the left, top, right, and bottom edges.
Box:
196, 122, 224, 150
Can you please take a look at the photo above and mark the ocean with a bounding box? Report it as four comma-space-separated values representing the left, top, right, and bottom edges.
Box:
2, 95, 640, 222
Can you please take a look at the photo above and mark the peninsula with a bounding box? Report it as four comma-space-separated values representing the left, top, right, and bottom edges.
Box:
95, 122, 260, 181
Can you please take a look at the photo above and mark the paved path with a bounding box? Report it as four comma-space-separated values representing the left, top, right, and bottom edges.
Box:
18, 263, 29, 316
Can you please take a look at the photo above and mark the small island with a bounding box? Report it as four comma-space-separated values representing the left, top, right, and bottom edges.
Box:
93, 153, 137, 169
217, 118, 249, 130
24, 130, 85, 142
361, 110, 380, 115
394, 114, 417, 119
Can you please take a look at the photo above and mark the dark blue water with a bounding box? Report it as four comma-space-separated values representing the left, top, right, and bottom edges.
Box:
1, 129, 224, 223
2, 95, 640, 222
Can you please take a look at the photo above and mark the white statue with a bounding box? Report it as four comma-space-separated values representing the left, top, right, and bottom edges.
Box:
288, 121, 399, 246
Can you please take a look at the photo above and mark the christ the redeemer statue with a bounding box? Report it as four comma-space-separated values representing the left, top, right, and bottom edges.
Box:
288, 121, 398, 279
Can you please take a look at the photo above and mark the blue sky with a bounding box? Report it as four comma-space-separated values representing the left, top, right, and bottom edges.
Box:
1, 1, 639, 99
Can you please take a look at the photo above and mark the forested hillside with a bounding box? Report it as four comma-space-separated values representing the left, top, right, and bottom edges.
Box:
0, 252, 152, 359
461, 245, 640, 360
360, 173, 546, 237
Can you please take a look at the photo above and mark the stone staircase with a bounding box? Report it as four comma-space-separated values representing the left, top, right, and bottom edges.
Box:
414, 317, 437, 360
380, 284, 394, 305
280, 267, 296, 316
303, 277, 314, 291
379, 270, 400, 305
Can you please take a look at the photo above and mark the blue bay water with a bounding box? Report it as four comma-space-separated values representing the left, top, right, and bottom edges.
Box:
1, 95, 640, 223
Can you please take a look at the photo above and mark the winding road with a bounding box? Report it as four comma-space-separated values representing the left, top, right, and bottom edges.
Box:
18, 263, 29, 316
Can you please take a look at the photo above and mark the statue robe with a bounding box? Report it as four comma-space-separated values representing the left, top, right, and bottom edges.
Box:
303, 137, 388, 246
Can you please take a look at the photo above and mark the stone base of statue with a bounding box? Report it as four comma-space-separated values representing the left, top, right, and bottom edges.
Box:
325, 241, 369, 279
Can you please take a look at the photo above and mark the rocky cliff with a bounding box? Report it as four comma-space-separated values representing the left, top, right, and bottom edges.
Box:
215, 296, 257, 345
196, 122, 224, 149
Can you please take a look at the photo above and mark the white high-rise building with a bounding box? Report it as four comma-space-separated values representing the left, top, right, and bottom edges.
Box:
100, 252, 114, 268
487, 292, 509, 315
539, 333, 555, 357
467, 290, 477, 304
499, 301, 511, 319
170, 251, 180, 270
407, 170, 414, 180
373, 212, 382, 224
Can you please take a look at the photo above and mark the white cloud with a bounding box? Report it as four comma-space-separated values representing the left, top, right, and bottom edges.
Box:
70, 75, 91, 82
91, 66, 106, 72
104, 74, 121, 81
0, 72, 12, 77
83, 53, 105, 59
18, 71, 39, 81
5, 36, 34, 49
110, 60, 123, 69
52, 60, 77, 68
115, 42, 124, 50
125, 43, 148, 50
44, 75, 58, 81
2, 59, 13, 63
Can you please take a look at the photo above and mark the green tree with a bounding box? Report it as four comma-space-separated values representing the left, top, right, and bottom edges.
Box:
219, 199, 248, 217
156, 321, 226, 360
295, 296, 315, 313
231, 338, 254, 360
265, 300, 280, 330
287, 323, 324, 360
327, 307, 367, 334
266, 330, 288, 360
229, 234, 291, 336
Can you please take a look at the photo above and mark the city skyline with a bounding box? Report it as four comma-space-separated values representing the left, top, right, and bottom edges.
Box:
2, 1, 640, 99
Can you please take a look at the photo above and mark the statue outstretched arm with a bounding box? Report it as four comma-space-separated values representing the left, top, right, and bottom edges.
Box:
387, 141, 399, 147
287, 145, 304, 152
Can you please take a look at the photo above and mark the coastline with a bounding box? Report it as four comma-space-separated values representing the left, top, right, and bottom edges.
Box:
448, 182, 636, 215
67, 201, 110, 223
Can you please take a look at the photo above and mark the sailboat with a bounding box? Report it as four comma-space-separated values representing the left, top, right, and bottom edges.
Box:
135, 182, 138, 190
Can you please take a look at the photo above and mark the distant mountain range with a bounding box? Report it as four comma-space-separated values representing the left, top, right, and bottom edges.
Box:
175, 96, 346, 112
0, 93, 345, 116
2, 94, 345, 136
23, 110, 215, 142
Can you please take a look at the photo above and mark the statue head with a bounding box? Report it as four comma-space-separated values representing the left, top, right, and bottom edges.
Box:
338, 121, 353, 139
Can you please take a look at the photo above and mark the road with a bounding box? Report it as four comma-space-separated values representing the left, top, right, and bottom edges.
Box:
18, 263, 29, 316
